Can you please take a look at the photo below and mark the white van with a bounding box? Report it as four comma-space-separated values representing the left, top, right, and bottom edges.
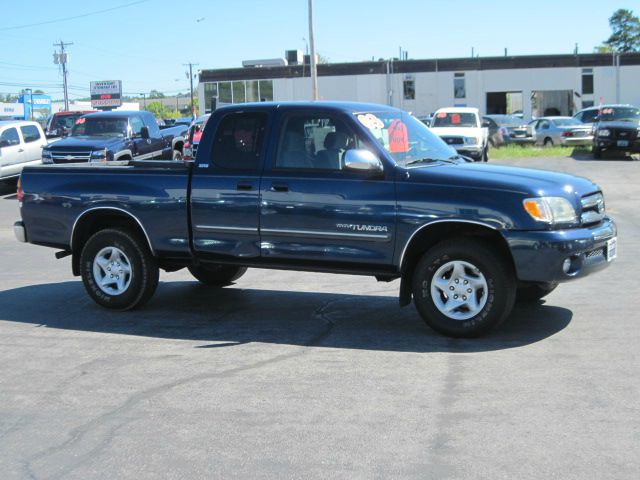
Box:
0, 121, 47, 181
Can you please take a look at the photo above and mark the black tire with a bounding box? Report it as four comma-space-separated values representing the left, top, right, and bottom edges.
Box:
80, 229, 159, 310
411, 238, 516, 338
172, 149, 183, 161
482, 147, 489, 162
593, 146, 602, 159
543, 137, 554, 147
516, 282, 558, 302
188, 264, 247, 286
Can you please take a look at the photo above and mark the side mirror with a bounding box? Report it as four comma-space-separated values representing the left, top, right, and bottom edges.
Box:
343, 149, 383, 174
0, 140, 10, 148
140, 126, 150, 139
481, 120, 491, 128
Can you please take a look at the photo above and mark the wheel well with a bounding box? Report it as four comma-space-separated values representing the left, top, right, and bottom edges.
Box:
117, 154, 132, 161
71, 210, 152, 275
398, 222, 515, 306
173, 141, 183, 152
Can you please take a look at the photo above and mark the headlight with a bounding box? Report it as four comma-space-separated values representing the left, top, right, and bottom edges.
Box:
598, 129, 610, 137
463, 136, 477, 145
89, 149, 107, 162
523, 197, 577, 224
41, 150, 52, 164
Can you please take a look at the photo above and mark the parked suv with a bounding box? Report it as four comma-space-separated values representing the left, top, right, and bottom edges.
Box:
590, 105, 640, 158
0, 120, 46, 182
429, 107, 489, 161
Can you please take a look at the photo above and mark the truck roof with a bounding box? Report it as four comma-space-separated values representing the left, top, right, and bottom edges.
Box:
434, 107, 480, 114
215, 101, 401, 114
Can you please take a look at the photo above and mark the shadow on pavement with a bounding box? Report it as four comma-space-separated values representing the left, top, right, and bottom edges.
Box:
0, 281, 572, 353
571, 148, 639, 161
0, 179, 18, 198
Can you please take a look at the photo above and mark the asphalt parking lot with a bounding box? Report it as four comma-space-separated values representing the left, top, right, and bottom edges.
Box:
0, 156, 638, 480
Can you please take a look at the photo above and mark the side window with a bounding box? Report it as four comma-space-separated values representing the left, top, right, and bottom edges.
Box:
20, 125, 42, 143
142, 114, 161, 138
0, 128, 21, 146
131, 116, 145, 136
275, 114, 360, 171
211, 112, 267, 170
539, 120, 550, 129
581, 109, 599, 123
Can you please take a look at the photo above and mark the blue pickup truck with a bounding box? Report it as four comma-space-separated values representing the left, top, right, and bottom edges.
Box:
14, 102, 617, 337
41, 110, 187, 163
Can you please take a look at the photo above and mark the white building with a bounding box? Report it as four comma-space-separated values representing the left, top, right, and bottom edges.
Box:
198, 53, 640, 118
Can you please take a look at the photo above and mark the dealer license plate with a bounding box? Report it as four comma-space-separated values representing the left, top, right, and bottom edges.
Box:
617, 140, 629, 147
606, 237, 617, 262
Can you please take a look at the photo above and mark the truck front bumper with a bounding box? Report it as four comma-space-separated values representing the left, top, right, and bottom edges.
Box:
14, 221, 26, 243
503, 217, 617, 283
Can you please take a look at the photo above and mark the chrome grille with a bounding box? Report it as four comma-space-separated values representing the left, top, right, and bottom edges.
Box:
50, 149, 92, 163
441, 136, 463, 145
581, 192, 605, 225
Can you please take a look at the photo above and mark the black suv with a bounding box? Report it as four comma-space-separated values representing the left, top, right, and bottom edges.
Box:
580, 105, 640, 158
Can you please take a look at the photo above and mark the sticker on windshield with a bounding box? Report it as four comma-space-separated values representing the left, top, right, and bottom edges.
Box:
436, 112, 447, 118
76, 117, 86, 124
388, 119, 408, 153
451, 113, 461, 124
357, 113, 384, 130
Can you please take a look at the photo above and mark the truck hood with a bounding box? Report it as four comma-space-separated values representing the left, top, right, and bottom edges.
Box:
46, 136, 125, 150
429, 127, 482, 138
406, 162, 599, 200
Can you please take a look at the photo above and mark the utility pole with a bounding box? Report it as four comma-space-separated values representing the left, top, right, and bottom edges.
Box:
139, 93, 147, 110
308, 0, 318, 100
184, 62, 199, 119
53, 40, 73, 111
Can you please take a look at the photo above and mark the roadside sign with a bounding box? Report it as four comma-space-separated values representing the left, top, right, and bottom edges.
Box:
90, 80, 123, 108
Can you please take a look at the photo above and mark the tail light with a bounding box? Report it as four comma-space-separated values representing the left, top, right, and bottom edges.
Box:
17, 176, 23, 202
562, 131, 574, 137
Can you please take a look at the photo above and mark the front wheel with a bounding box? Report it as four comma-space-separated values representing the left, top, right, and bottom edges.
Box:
482, 147, 489, 162
593, 146, 602, 159
172, 149, 183, 160
188, 264, 247, 286
80, 229, 159, 310
411, 238, 516, 337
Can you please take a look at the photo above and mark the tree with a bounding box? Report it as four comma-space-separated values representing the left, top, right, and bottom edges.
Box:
149, 90, 165, 99
604, 9, 640, 52
146, 101, 176, 120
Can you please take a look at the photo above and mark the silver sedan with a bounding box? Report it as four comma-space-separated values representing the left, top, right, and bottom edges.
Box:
530, 117, 593, 147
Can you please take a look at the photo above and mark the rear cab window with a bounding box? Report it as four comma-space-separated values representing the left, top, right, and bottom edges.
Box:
210, 112, 268, 171
20, 125, 42, 143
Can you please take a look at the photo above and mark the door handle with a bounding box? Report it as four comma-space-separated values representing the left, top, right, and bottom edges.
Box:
18, 149, 24, 152
270, 183, 289, 192
236, 182, 253, 191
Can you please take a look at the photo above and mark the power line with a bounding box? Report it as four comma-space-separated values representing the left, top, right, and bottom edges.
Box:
0, 1, 149, 31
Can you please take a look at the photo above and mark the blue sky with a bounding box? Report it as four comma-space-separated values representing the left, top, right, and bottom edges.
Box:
0, 0, 630, 100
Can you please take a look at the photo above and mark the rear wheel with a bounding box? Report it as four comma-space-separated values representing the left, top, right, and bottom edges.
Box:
188, 264, 247, 286
516, 282, 558, 302
543, 137, 554, 147
411, 238, 516, 337
80, 229, 159, 310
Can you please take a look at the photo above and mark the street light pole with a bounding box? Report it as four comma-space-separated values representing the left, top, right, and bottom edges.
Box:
140, 93, 146, 110
25, 88, 33, 121
184, 62, 199, 119
308, 0, 318, 100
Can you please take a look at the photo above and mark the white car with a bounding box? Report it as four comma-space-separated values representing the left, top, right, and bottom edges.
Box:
429, 107, 489, 162
0, 121, 46, 181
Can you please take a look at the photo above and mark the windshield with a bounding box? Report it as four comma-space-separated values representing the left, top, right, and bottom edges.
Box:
52, 114, 82, 131
599, 107, 640, 123
552, 118, 582, 126
355, 111, 458, 167
71, 117, 128, 137
431, 112, 478, 128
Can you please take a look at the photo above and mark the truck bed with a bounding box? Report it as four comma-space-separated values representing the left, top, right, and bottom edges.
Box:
20, 161, 192, 257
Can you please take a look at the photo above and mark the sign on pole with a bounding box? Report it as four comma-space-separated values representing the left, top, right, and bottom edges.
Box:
90, 80, 123, 109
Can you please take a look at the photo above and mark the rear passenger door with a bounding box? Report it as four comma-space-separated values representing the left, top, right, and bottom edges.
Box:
191, 111, 268, 260
259, 111, 396, 266
19, 124, 46, 164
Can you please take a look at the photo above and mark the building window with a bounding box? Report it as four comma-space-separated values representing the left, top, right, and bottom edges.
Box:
582, 68, 594, 95
258, 80, 273, 101
246, 80, 259, 102
582, 100, 594, 109
454, 73, 466, 99
403, 79, 415, 100
218, 82, 232, 104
